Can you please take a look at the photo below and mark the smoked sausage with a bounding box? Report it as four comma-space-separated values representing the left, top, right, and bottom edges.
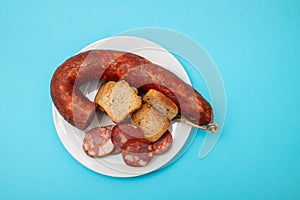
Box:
50, 50, 213, 130
82, 126, 114, 157
111, 123, 144, 149
152, 130, 173, 155
122, 139, 154, 167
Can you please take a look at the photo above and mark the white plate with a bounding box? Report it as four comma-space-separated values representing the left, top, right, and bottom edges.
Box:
52, 36, 192, 177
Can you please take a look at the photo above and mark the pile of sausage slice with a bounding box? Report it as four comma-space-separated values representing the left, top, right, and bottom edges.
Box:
82, 123, 172, 167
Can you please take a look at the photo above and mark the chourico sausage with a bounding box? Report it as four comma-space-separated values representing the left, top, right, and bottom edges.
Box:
50, 50, 213, 130
122, 139, 154, 167
152, 130, 173, 155
111, 123, 144, 149
82, 126, 114, 157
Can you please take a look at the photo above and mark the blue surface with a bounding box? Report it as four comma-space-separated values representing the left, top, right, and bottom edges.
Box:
0, 0, 299, 199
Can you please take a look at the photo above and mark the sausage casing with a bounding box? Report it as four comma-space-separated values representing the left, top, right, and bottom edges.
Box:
50, 50, 213, 130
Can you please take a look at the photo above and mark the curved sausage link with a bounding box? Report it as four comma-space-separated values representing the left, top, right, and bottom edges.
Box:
50, 50, 213, 130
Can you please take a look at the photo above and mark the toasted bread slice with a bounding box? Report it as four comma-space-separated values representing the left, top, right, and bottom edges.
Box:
142, 89, 178, 120
94, 80, 142, 123
131, 103, 170, 142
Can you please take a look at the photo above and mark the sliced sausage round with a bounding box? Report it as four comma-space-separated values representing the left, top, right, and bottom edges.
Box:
122, 139, 154, 167
152, 130, 173, 155
111, 123, 144, 149
83, 126, 114, 157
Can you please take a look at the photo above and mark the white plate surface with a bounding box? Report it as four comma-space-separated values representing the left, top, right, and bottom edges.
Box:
52, 36, 192, 177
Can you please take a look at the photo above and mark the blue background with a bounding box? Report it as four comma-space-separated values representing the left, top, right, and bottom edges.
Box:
0, 0, 299, 199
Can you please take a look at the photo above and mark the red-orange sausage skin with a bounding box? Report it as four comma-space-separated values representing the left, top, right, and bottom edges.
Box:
50, 50, 213, 130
